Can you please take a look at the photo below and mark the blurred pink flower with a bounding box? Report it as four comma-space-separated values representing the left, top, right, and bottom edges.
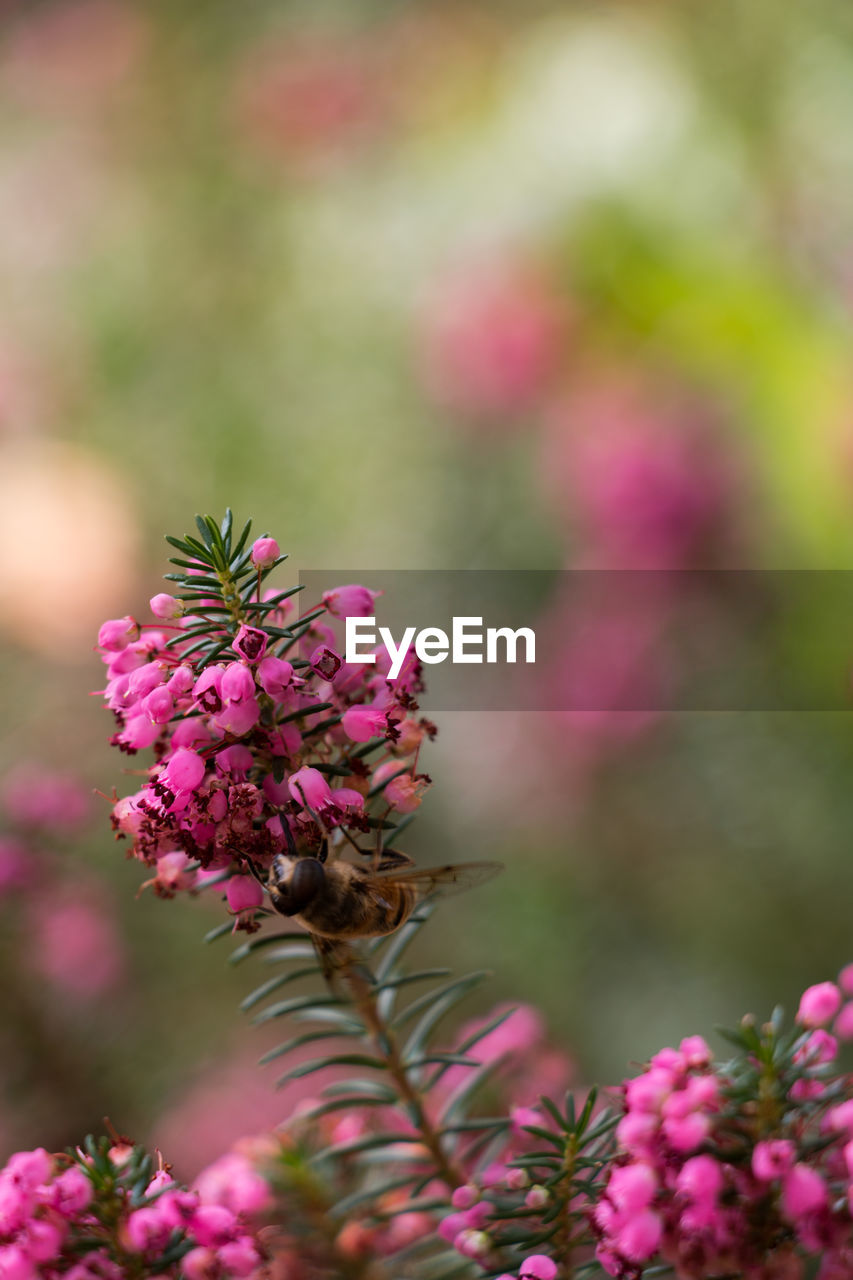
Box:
0, 837, 31, 896
28, 883, 125, 999
0, 1, 148, 115
2, 766, 90, 833
541, 380, 734, 568
192, 1150, 273, 1218
418, 258, 568, 421
235, 35, 392, 171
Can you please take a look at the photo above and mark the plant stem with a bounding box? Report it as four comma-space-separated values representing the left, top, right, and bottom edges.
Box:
343, 963, 465, 1192
215, 565, 246, 625
554, 1132, 579, 1280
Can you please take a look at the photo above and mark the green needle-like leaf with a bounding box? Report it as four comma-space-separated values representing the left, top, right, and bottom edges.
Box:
309, 1132, 424, 1161
241, 966, 322, 1012
257, 1029, 347, 1066
330, 1174, 421, 1219
276, 1054, 388, 1086
229, 932, 311, 965
322, 1079, 397, 1100
253, 994, 343, 1025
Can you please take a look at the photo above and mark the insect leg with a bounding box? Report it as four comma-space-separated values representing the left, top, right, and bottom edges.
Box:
376, 849, 415, 872
372, 803, 393, 870
243, 856, 267, 887
291, 783, 337, 860
282, 817, 298, 858
311, 934, 350, 990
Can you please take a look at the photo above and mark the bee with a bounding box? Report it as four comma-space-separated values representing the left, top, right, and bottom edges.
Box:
261, 845, 502, 982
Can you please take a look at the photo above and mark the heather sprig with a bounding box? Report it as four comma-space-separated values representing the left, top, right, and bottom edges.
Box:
0, 1134, 270, 1278
98, 512, 432, 926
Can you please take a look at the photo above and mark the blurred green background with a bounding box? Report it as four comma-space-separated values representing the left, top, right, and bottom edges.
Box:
3, 0, 853, 1177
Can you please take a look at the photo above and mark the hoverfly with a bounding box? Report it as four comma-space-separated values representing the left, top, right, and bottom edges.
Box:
247, 834, 501, 983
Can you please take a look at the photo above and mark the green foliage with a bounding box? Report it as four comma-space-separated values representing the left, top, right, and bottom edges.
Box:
162, 509, 298, 660
210, 901, 509, 1275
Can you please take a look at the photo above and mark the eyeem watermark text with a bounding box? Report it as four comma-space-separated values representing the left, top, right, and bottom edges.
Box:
345, 616, 536, 680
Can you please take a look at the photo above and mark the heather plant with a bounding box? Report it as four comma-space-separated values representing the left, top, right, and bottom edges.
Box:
6, 510, 853, 1279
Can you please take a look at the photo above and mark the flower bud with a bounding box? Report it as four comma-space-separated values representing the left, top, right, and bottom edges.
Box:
171, 718, 212, 750
615, 1211, 662, 1264
149, 593, 184, 620
451, 1185, 479, 1210
169, 664, 195, 696
679, 1035, 712, 1067
342, 704, 388, 743
98, 615, 139, 652
520, 1255, 559, 1280
227, 876, 264, 914
257, 657, 294, 699
128, 663, 166, 699
676, 1155, 722, 1203
163, 748, 206, 794
781, 1164, 827, 1219
608, 1163, 656, 1213
181, 1248, 217, 1280
836, 1002, 853, 1040
322, 584, 381, 619
118, 714, 160, 751
797, 982, 842, 1028
51, 1166, 92, 1214
455, 1229, 490, 1260
289, 766, 332, 812
142, 686, 174, 725
221, 662, 256, 704
0, 1245, 38, 1279
217, 1239, 262, 1276
250, 537, 280, 569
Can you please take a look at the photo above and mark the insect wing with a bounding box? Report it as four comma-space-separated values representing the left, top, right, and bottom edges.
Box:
375, 860, 503, 901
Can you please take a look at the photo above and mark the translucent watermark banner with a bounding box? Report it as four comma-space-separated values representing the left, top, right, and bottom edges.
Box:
299, 570, 853, 712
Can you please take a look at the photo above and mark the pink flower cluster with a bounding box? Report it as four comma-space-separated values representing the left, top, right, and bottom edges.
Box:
593, 966, 853, 1279
0, 1138, 269, 1278
99, 535, 435, 925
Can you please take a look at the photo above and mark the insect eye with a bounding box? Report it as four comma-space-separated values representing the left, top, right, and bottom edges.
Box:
267, 885, 289, 917
289, 857, 325, 912
269, 857, 324, 916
